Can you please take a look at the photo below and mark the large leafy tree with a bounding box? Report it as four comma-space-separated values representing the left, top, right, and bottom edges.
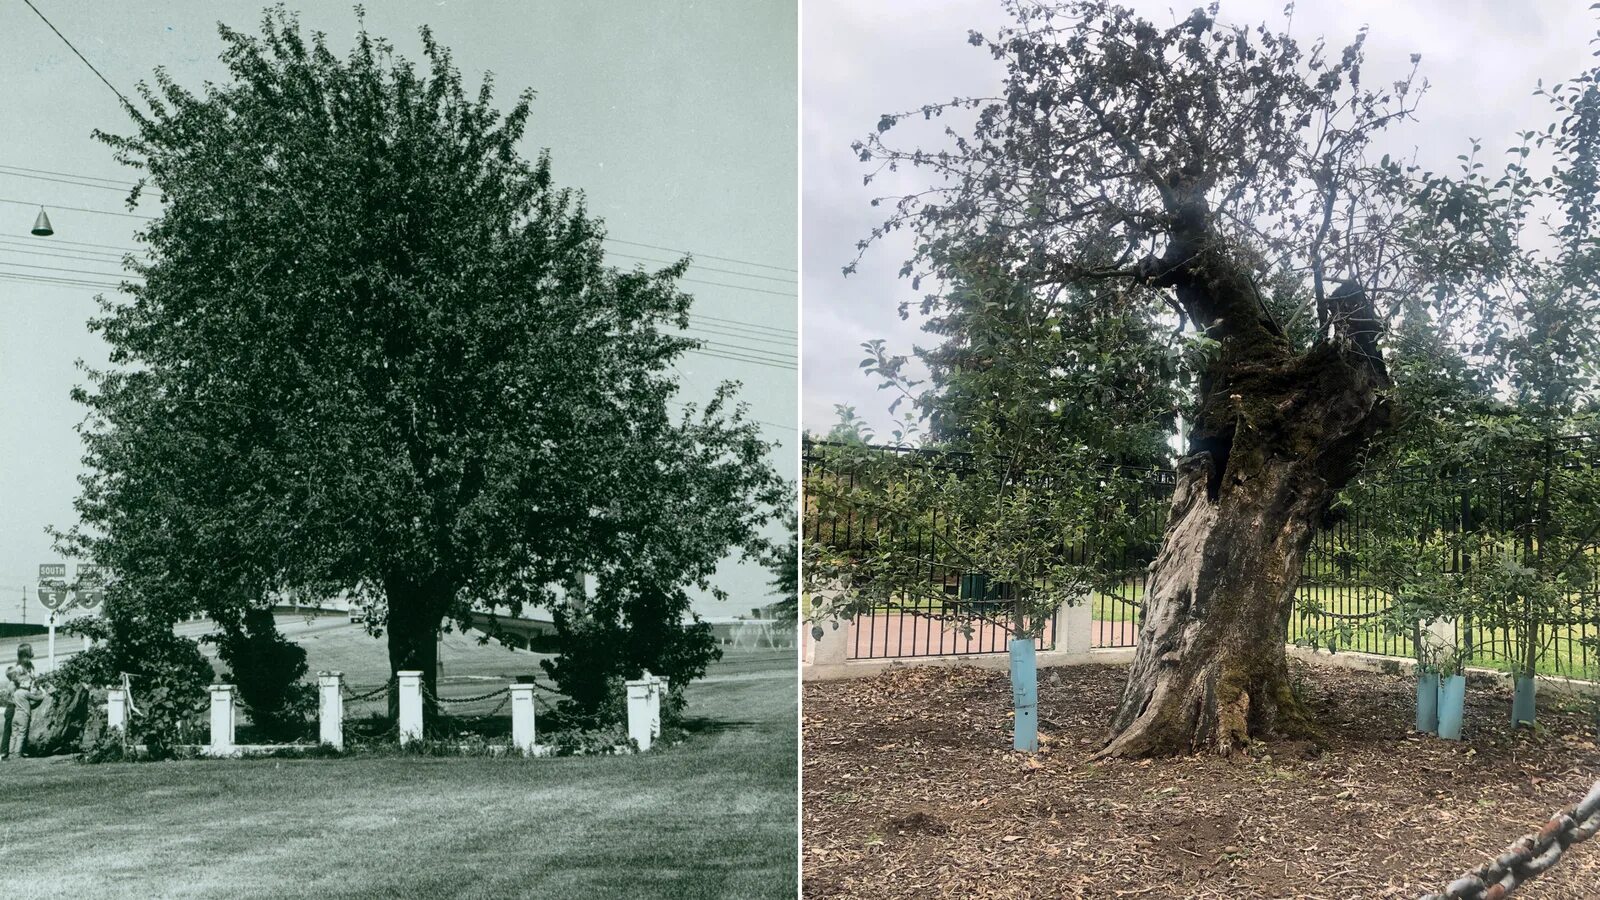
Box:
62, 9, 785, 707
853, 0, 1600, 755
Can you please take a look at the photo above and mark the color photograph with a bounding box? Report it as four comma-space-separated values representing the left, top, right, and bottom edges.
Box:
801, 1, 1600, 897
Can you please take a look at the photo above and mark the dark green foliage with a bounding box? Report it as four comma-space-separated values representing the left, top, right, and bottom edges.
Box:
541, 582, 721, 724
766, 515, 799, 621
54, 600, 214, 757
209, 607, 314, 741
59, 6, 785, 701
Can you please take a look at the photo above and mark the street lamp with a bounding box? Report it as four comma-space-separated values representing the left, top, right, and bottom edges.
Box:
30, 207, 53, 236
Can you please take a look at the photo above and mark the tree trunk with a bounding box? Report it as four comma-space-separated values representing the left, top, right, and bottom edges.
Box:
384, 574, 449, 722
1099, 337, 1391, 758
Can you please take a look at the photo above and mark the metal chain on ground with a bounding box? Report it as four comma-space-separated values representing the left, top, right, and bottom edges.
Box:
1419, 780, 1600, 900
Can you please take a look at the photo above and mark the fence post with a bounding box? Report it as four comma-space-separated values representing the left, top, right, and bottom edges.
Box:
397, 670, 423, 745
1060, 601, 1093, 655
625, 676, 656, 751
106, 685, 127, 734
207, 684, 236, 756
806, 616, 849, 668
318, 671, 344, 750
510, 684, 537, 754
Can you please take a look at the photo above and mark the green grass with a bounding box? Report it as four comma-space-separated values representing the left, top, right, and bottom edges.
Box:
0, 644, 798, 899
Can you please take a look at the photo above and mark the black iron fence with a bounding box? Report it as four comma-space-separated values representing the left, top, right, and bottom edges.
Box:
804, 438, 1600, 677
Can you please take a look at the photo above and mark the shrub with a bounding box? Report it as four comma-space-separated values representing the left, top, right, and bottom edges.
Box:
540, 582, 720, 727
208, 607, 313, 741
55, 612, 213, 758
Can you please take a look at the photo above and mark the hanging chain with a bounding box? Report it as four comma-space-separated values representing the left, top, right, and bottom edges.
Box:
341, 678, 395, 702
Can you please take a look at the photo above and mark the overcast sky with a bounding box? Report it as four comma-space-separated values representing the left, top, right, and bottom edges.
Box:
801, 0, 1600, 440
0, 1, 796, 622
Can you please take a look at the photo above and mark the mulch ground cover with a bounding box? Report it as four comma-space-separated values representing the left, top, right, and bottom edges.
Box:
803, 661, 1600, 899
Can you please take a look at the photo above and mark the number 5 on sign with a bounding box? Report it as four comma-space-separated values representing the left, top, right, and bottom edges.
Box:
38, 563, 68, 611
75, 564, 106, 610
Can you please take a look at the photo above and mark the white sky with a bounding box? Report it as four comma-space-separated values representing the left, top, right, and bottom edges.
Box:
801, 0, 1599, 440
0, 1, 797, 622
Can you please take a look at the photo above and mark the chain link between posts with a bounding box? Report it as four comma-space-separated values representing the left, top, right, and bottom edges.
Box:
1419, 780, 1600, 900
420, 683, 512, 706
340, 677, 395, 703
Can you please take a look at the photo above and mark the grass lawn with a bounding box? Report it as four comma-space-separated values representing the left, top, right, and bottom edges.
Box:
0, 642, 798, 899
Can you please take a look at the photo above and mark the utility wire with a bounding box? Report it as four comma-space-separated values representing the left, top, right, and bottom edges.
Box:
605, 237, 797, 274
0, 196, 151, 220
7, 235, 147, 254
685, 347, 795, 371
0, 164, 129, 187
695, 312, 796, 337
608, 250, 795, 285
1, 163, 795, 277
679, 276, 794, 299
0, 168, 137, 194
684, 325, 795, 348
19, 0, 132, 107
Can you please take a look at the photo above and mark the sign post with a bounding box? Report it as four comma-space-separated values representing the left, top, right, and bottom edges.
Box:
38, 564, 67, 670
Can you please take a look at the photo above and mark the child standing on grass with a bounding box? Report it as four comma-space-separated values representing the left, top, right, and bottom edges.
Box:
2, 643, 42, 760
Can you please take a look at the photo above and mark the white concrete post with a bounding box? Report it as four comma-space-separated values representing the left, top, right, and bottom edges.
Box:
804, 586, 850, 668
397, 670, 423, 745
510, 684, 537, 753
318, 671, 344, 750
208, 684, 236, 756
807, 620, 849, 668
1060, 601, 1094, 655
625, 676, 656, 750
1424, 617, 1458, 653
106, 686, 127, 734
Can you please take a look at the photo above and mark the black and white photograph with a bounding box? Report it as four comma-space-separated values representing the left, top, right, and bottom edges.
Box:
0, 2, 798, 898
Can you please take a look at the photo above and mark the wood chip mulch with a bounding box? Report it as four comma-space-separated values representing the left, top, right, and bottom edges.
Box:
802, 661, 1600, 899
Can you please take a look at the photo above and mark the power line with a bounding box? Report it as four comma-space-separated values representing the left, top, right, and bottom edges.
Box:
0, 168, 136, 194
0, 258, 140, 279
0, 163, 795, 277
0, 164, 129, 187
0, 241, 135, 264
603, 237, 797, 274
685, 325, 794, 349
0, 196, 152, 220
695, 312, 796, 337
7, 235, 147, 254
679, 276, 794, 299
685, 347, 795, 371
608, 251, 795, 285
670, 399, 796, 433
19, 0, 132, 107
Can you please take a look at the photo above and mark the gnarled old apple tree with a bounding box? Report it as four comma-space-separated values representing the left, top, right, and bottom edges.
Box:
854, 1, 1596, 756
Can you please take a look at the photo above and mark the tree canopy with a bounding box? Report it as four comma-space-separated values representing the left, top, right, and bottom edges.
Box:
827, 0, 1600, 756
59, 7, 787, 709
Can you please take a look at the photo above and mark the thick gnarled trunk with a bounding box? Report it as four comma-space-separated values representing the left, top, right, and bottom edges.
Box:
1100, 340, 1391, 758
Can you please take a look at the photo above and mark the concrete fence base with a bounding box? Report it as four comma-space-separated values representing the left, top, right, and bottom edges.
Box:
510, 684, 537, 753
625, 672, 665, 751
318, 671, 344, 750
206, 684, 236, 757
803, 625, 1600, 699
397, 671, 423, 745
